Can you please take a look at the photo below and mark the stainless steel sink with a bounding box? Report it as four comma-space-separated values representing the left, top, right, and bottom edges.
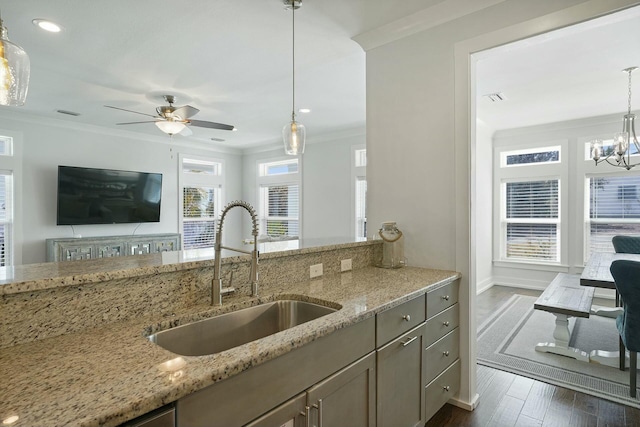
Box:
148, 300, 338, 356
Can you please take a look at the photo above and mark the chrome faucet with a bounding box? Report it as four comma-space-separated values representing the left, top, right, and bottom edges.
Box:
212, 200, 259, 305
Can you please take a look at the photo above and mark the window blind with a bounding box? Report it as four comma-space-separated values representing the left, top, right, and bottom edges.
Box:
182, 186, 219, 249
355, 177, 367, 238
587, 175, 640, 256
260, 184, 299, 237
505, 180, 559, 261
0, 172, 12, 266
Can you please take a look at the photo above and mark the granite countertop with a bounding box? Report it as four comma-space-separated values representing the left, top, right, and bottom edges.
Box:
0, 266, 460, 427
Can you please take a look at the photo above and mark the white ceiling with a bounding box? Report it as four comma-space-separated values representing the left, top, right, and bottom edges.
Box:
476, 5, 640, 132
2, 1, 639, 148
0, 0, 378, 149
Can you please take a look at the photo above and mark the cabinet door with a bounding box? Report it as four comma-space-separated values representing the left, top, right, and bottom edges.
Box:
376, 323, 425, 427
306, 352, 376, 427
245, 393, 307, 427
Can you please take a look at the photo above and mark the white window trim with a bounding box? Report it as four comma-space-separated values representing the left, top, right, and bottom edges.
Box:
493, 139, 568, 266
178, 153, 225, 250
0, 129, 22, 266
256, 155, 302, 240
351, 144, 366, 239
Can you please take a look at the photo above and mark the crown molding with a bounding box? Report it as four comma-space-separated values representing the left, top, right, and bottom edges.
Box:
353, 0, 506, 51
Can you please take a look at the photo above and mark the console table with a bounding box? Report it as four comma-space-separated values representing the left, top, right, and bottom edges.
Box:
46, 233, 181, 262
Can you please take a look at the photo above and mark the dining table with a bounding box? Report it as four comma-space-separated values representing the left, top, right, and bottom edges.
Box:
580, 251, 640, 367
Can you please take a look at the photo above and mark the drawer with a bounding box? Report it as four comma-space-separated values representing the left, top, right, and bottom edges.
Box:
426, 280, 459, 319
425, 303, 459, 346
424, 359, 460, 423
376, 294, 426, 346
424, 328, 459, 385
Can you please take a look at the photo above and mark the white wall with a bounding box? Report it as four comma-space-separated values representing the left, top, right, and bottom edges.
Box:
0, 107, 364, 264
490, 113, 623, 299
360, 0, 639, 411
242, 129, 366, 241
0, 110, 243, 264
475, 120, 493, 292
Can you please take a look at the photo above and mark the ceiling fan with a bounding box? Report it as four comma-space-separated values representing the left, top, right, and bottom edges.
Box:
105, 95, 235, 136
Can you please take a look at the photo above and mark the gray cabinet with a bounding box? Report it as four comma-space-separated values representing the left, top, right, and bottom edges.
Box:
46, 233, 180, 261
376, 323, 426, 427
245, 353, 376, 427
245, 393, 307, 427
307, 352, 376, 427
424, 280, 461, 422
177, 318, 375, 427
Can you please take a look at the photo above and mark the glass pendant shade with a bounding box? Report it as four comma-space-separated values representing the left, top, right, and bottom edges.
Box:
0, 25, 30, 106
283, 118, 305, 155
155, 120, 186, 135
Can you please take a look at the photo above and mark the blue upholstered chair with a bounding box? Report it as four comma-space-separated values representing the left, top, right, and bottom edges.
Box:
609, 259, 640, 397
612, 235, 640, 255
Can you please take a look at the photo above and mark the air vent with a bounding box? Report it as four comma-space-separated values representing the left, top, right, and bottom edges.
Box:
483, 92, 507, 102
210, 137, 225, 142
56, 109, 81, 116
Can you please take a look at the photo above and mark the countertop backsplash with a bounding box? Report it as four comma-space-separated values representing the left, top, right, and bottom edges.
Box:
1, 241, 381, 348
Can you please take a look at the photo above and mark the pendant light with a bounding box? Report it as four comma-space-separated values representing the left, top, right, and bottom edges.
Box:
282, 0, 305, 155
0, 9, 30, 106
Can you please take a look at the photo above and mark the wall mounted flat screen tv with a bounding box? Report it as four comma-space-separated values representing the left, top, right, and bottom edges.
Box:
57, 166, 163, 225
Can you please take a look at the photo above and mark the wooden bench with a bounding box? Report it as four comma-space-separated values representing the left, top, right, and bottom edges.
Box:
534, 273, 595, 362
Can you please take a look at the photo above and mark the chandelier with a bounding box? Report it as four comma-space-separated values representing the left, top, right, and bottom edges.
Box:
282, 0, 305, 155
590, 67, 638, 170
0, 8, 30, 106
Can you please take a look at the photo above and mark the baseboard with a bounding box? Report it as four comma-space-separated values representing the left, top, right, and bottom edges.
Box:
447, 393, 479, 411
476, 278, 494, 295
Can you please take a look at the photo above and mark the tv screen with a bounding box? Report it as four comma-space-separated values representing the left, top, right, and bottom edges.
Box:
57, 166, 163, 225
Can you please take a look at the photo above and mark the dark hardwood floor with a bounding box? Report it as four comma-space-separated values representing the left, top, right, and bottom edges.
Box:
425, 285, 640, 427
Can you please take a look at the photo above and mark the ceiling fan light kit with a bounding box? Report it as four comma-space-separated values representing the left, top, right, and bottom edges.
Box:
0, 8, 30, 106
105, 94, 234, 138
590, 66, 639, 170
282, 0, 306, 156
155, 120, 186, 136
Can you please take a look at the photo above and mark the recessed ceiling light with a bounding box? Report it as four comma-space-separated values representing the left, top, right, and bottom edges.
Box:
32, 19, 62, 33
232, 127, 238, 132
299, 108, 311, 113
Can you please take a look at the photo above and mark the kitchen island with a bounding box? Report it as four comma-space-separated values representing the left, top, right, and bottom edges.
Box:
0, 242, 460, 426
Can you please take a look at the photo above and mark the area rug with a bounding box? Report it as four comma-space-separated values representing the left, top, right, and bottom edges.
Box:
477, 294, 640, 408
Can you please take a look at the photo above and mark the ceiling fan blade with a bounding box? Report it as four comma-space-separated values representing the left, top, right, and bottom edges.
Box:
173, 105, 199, 120
116, 121, 159, 125
189, 119, 235, 131
105, 105, 158, 119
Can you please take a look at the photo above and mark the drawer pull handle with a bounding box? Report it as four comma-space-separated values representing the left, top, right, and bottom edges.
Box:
304, 406, 311, 427
443, 321, 450, 327
402, 314, 411, 322
402, 336, 418, 347
443, 385, 450, 392
443, 351, 450, 357
441, 295, 450, 301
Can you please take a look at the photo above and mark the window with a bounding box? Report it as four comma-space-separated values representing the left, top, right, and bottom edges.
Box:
495, 144, 564, 265
502, 180, 560, 262
180, 156, 223, 249
0, 171, 12, 266
501, 146, 560, 167
259, 184, 299, 237
586, 174, 640, 257
353, 147, 367, 239
258, 158, 300, 240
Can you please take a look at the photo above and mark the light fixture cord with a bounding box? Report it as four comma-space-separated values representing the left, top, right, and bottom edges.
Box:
291, 4, 296, 122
